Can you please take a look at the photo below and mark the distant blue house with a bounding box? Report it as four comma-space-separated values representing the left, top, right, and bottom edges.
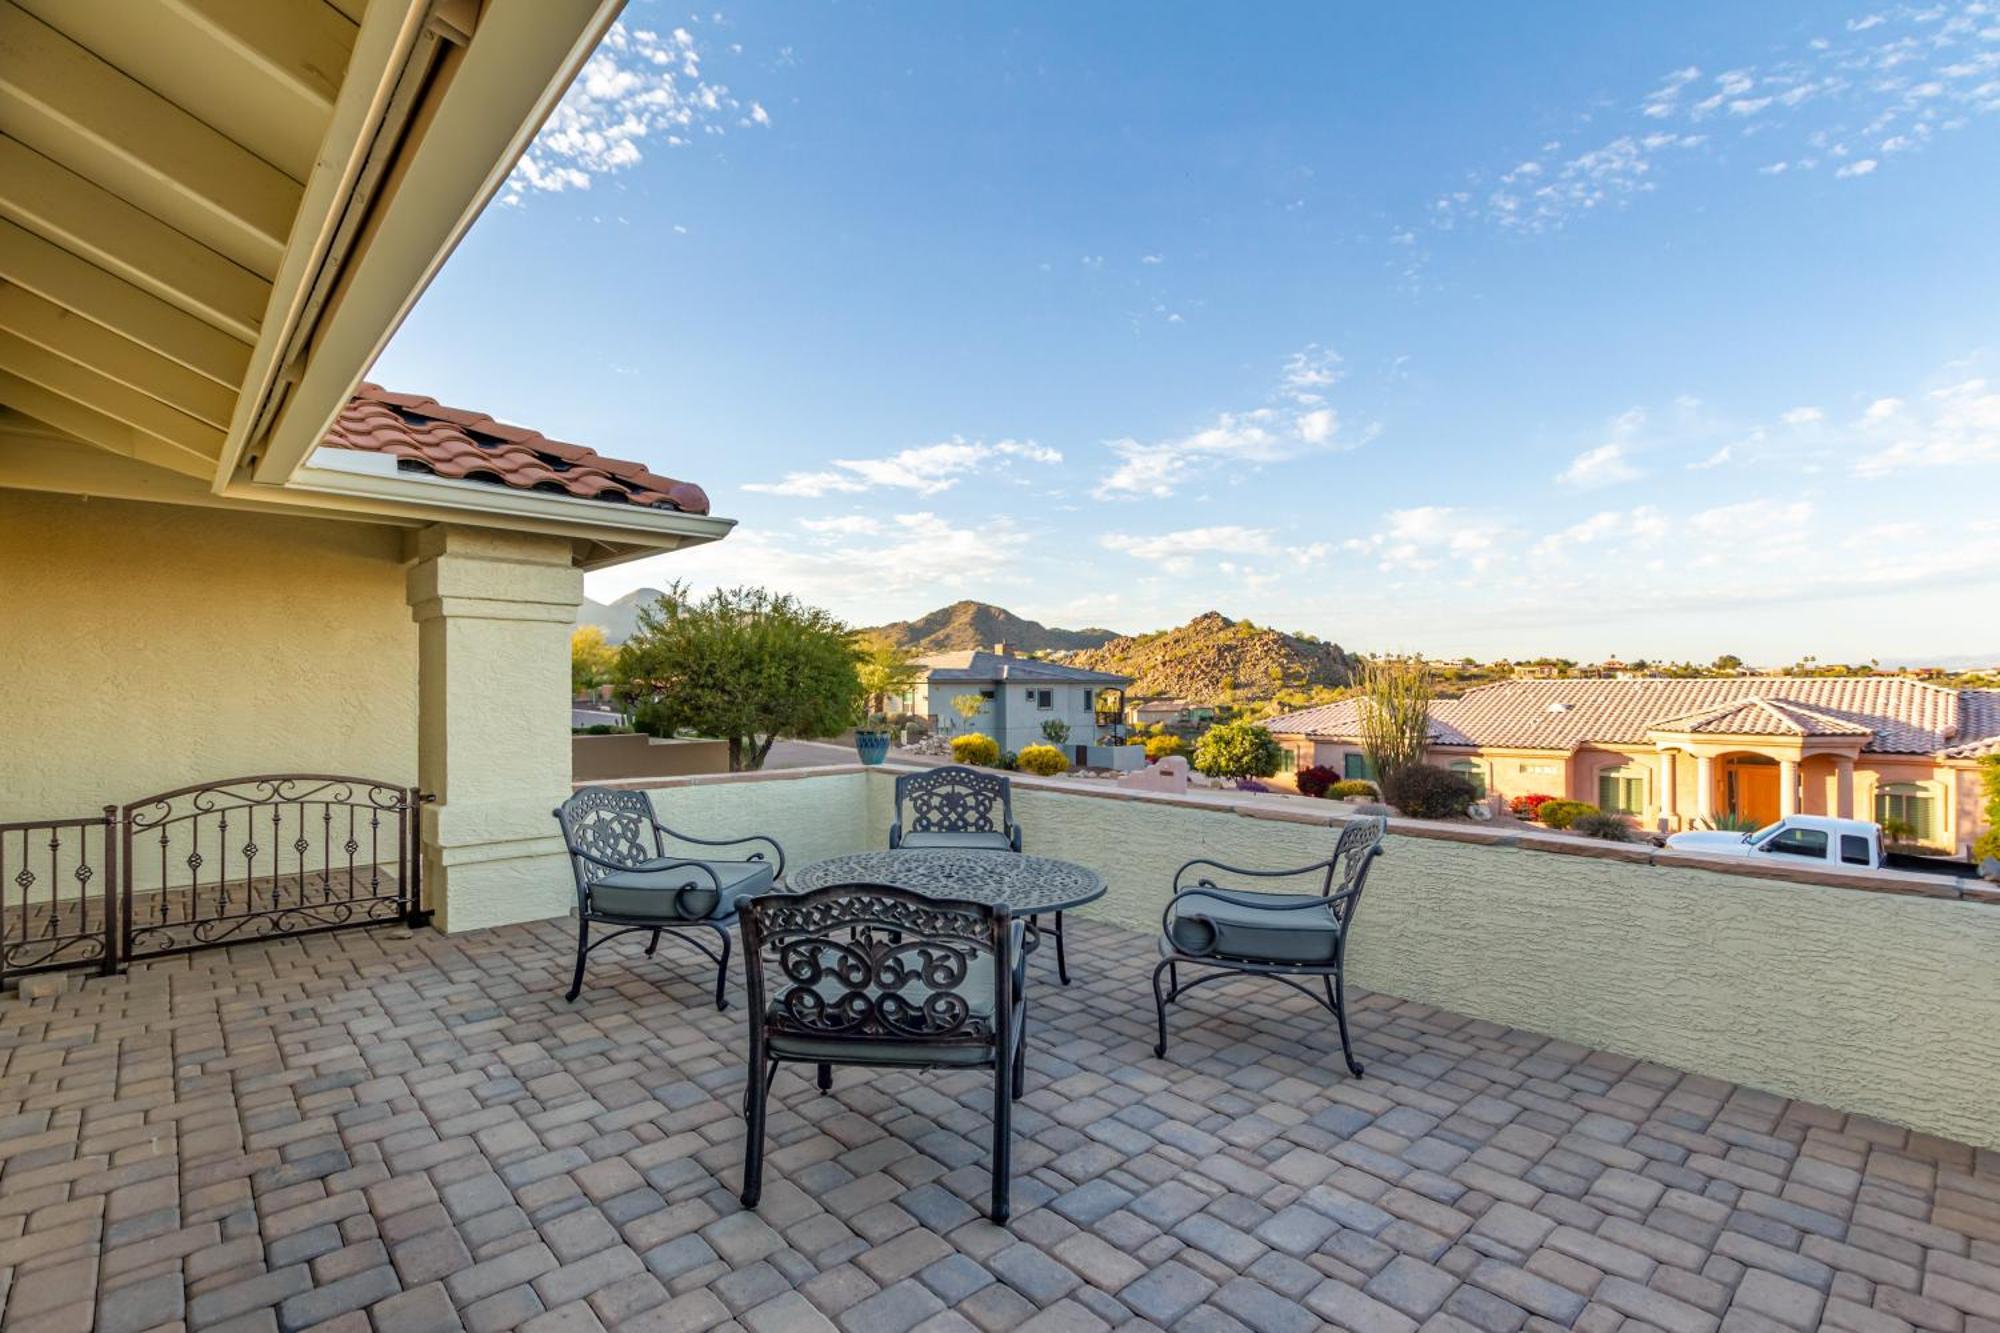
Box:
910, 645, 1131, 760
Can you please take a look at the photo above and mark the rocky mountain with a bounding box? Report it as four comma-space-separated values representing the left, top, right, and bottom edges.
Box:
1072, 611, 1360, 703
576, 587, 664, 645
863, 601, 1122, 655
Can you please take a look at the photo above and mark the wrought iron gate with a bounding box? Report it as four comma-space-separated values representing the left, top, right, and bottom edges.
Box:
120, 774, 421, 963
0, 810, 118, 984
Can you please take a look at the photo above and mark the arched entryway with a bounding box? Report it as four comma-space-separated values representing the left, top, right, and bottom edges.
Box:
1716, 752, 1781, 824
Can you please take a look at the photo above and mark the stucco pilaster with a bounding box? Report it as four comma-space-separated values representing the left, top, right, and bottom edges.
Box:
407, 525, 582, 932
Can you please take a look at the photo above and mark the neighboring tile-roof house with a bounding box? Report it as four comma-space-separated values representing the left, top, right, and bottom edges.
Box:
1941, 691, 2000, 758
916, 650, 1130, 686
322, 384, 710, 514
1267, 677, 2000, 757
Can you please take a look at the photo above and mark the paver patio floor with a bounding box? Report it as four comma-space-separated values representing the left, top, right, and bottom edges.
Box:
2, 914, 1996, 1333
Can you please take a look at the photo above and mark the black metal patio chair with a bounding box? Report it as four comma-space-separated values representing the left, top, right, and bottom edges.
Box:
552, 787, 785, 1009
1151, 815, 1386, 1076
738, 883, 1027, 1222
889, 765, 1076, 984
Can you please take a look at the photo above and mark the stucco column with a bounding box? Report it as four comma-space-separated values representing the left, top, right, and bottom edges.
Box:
1658, 749, 1678, 826
1695, 753, 1715, 821
1834, 756, 1855, 818
406, 525, 582, 933
1779, 758, 1800, 816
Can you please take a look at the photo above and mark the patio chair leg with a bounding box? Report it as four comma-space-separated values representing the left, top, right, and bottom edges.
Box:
740, 1060, 766, 1207
713, 927, 732, 1012
1011, 1013, 1027, 1100
1053, 911, 1070, 985
816, 1063, 832, 1093
1150, 957, 1175, 1058
991, 1052, 1013, 1222
566, 920, 589, 1002
645, 929, 661, 957
1332, 968, 1364, 1078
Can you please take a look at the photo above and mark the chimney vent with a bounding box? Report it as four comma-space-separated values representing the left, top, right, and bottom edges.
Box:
992, 642, 1015, 658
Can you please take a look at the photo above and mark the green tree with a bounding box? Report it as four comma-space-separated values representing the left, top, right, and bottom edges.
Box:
1357, 656, 1434, 790
948, 693, 987, 732
571, 625, 616, 692
1192, 720, 1282, 779
1712, 654, 1743, 672
614, 583, 862, 771
853, 633, 921, 721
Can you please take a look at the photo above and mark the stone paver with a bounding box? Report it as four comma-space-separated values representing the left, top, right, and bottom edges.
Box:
0, 912, 1994, 1332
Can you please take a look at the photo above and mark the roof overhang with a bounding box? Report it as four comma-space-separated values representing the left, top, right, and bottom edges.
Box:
0, 0, 720, 560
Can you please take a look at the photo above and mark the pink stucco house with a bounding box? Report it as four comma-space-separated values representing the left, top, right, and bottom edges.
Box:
1269, 677, 2000, 853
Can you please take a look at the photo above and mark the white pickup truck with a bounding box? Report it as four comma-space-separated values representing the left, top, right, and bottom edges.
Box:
1665, 814, 1883, 869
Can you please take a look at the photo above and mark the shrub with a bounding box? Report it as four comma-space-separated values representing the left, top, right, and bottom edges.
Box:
997, 750, 1020, 771
1509, 793, 1556, 821
1330, 780, 1378, 799
1537, 799, 1598, 830
1192, 722, 1283, 779
1878, 816, 1917, 846
1976, 755, 2000, 863
1016, 744, 1069, 777
1571, 811, 1635, 841
1040, 719, 1071, 747
1295, 764, 1340, 799
1380, 763, 1479, 819
1145, 734, 1187, 762
1707, 811, 1761, 832
951, 733, 1000, 766
1358, 657, 1434, 791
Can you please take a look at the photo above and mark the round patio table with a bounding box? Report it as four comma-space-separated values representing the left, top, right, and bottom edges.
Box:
788, 849, 1104, 915
787, 850, 1105, 983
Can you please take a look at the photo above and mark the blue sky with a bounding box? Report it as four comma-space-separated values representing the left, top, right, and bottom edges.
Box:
375, 1, 2000, 663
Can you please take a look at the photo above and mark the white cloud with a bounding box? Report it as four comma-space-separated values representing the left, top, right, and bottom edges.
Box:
746, 437, 1060, 498
1094, 347, 1357, 499
1781, 406, 1824, 426
1557, 443, 1644, 489
1342, 507, 1510, 574
601, 512, 1035, 618
1434, 2, 2000, 232
798, 515, 882, 536
1295, 408, 1338, 445
502, 22, 768, 203
1557, 409, 1649, 489
1853, 377, 2000, 475
1101, 525, 1277, 576
1531, 506, 1669, 561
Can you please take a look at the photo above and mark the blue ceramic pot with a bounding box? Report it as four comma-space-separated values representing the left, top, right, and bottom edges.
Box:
855, 730, 891, 765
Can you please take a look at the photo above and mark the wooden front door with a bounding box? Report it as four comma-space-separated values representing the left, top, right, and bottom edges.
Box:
1725, 761, 1780, 824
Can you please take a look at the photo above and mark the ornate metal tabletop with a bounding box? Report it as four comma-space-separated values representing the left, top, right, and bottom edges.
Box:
788, 850, 1105, 915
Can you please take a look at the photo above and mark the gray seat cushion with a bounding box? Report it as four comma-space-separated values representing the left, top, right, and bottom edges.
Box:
897, 830, 1015, 851
1168, 890, 1342, 964
589, 858, 775, 921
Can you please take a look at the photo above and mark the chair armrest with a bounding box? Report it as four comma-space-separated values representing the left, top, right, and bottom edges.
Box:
1007, 822, 1023, 852
1171, 856, 1333, 893
652, 822, 786, 878
889, 821, 903, 849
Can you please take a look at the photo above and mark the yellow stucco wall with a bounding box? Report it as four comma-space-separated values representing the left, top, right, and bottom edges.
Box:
0, 491, 418, 820
637, 766, 2000, 1149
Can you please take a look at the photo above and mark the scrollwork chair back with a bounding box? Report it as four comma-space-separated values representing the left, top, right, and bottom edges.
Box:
899, 766, 1013, 838
555, 788, 660, 893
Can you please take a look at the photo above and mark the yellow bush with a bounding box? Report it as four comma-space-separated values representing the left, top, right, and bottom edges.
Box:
1016, 744, 1069, 776
1145, 734, 1186, 761
950, 733, 1000, 766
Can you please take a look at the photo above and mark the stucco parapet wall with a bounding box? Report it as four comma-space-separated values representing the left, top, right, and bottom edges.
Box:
609, 762, 1998, 904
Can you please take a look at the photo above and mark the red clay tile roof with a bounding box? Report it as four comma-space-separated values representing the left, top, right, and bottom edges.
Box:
1268, 677, 1993, 756
1941, 690, 2000, 758
321, 383, 709, 515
